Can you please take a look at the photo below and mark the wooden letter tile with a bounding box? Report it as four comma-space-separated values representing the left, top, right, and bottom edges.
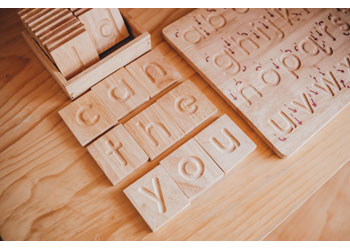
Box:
58, 91, 117, 147
161, 139, 224, 200
157, 79, 217, 134
195, 114, 256, 173
126, 47, 182, 98
87, 125, 149, 185
124, 102, 184, 160
77, 8, 129, 54
124, 165, 190, 232
47, 29, 99, 79
92, 67, 149, 121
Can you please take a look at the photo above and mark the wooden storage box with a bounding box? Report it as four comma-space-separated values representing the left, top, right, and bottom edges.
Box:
22, 9, 151, 100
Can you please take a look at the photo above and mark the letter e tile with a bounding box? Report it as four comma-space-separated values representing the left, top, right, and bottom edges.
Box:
87, 124, 149, 185
124, 166, 190, 232
195, 114, 256, 173
161, 139, 223, 200
157, 79, 217, 134
58, 91, 117, 147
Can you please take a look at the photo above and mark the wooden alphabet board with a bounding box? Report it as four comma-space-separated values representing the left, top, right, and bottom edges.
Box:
163, 8, 350, 158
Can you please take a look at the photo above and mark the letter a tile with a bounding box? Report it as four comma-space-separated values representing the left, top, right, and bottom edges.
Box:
124, 166, 190, 232
157, 79, 217, 134
161, 139, 224, 200
92, 68, 149, 121
87, 124, 149, 185
58, 91, 117, 147
195, 114, 256, 173
124, 102, 184, 160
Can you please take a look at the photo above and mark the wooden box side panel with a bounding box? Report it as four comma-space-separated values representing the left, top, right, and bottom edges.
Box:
66, 32, 151, 100
21, 30, 69, 95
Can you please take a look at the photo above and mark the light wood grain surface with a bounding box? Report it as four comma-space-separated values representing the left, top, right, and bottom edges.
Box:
0, 8, 349, 241
266, 160, 350, 240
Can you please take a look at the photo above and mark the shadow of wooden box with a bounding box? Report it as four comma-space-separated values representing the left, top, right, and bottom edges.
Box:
22, 9, 152, 100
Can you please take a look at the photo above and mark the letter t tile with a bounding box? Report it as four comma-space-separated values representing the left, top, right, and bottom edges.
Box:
87, 124, 149, 185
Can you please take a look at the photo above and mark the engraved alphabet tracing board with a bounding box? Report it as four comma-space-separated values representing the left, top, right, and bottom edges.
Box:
163, 8, 350, 158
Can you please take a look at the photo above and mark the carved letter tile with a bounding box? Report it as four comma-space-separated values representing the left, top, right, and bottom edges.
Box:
92, 67, 149, 121
157, 79, 217, 134
161, 138, 224, 200
76, 8, 129, 54
124, 165, 190, 232
58, 91, 117, 147
124, 102, 184, 160
125, 47, 182, 98
87, 124, 148, 185
47, 28, 99, 79
195, 114, 256, 173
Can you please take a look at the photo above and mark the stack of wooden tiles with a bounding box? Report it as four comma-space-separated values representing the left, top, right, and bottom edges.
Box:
18, 8, 129, 80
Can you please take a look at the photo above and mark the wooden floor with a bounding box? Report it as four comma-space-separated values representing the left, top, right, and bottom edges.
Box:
0, 8, 349, 241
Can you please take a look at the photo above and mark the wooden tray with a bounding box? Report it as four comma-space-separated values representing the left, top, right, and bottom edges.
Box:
163, 8, 350, 158
22, 9, 152, 100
